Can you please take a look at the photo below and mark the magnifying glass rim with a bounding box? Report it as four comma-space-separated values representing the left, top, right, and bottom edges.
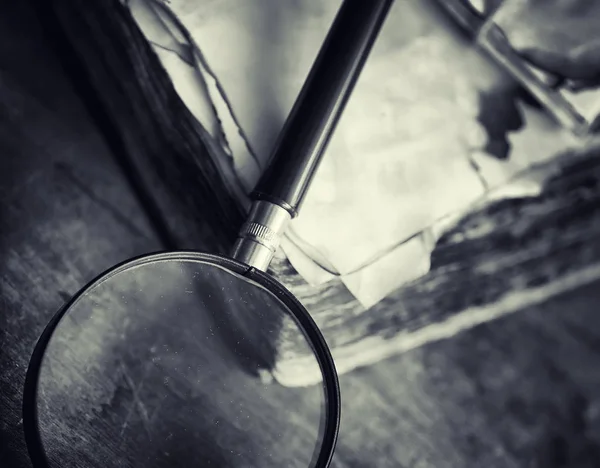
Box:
22, 250, 341, 468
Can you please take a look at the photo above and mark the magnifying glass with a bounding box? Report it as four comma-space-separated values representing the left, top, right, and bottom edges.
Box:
22, 1, 394, 466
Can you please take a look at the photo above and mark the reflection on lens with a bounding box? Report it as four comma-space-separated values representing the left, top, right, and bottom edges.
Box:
34, 254, 329, 468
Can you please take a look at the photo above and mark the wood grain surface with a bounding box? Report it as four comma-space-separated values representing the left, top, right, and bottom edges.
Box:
0, 2, 162, 465
3, 1, 600, 467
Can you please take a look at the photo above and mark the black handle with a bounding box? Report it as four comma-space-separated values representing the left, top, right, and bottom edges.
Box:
252, 0, 394, 218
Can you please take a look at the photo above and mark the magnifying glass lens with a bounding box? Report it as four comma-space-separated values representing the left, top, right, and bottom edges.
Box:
32, 255, 332, 468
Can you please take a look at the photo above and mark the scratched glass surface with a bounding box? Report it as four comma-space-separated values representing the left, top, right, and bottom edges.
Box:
36, 259, 325, 468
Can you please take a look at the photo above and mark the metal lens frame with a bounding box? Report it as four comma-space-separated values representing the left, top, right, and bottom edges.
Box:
23, 251, 341, 468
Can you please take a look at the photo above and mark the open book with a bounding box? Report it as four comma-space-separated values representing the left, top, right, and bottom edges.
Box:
104, 0, 600, 386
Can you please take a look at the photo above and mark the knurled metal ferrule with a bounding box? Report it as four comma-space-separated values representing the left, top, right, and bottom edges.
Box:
238, 222, 280, 251
231, 200, 292, 271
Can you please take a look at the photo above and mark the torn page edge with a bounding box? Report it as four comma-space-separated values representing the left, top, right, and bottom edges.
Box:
140, 0, 261, 194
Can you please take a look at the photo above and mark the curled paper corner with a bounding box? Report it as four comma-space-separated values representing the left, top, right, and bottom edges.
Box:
341, 235, 432, 310
279, 236, 336, 287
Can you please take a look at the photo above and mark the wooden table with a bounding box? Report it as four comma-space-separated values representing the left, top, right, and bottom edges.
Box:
2, 1, 600, 467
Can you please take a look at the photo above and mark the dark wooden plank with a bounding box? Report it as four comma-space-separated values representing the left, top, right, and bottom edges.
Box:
0, 2, 163, 465
331, 284, 600, 468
